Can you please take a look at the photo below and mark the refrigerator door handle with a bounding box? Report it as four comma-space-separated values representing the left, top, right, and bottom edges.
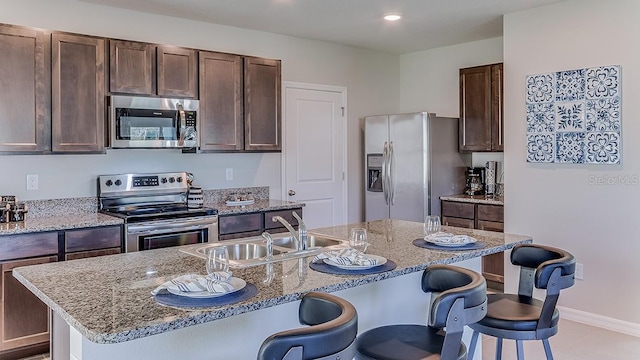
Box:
389, 141, 395, 205
382, 142, 389, 205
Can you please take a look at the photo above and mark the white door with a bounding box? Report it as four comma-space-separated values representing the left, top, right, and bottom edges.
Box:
282, 82, 347, 229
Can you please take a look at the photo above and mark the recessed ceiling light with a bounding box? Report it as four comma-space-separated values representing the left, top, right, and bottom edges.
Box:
384, 14, 402, 21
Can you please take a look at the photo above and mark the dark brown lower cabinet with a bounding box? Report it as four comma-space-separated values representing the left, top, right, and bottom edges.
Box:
1, 256, 57, 358
219, 208, 302, 241
441, 200, 505, 283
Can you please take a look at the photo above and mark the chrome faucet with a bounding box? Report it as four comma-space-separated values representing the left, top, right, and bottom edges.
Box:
262, 232, 274, 259
272, 211, 307, 251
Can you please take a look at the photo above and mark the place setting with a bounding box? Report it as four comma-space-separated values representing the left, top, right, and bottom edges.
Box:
152, 246, 258, 308
309, 228, 397, 275
412, 215, 486, 251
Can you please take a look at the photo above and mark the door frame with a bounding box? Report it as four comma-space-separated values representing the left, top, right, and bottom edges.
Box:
281, 81, 348, 226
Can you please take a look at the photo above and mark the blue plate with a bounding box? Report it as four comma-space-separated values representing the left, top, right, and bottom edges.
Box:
154, 283, 258, 308
412, 238, 486, 251
310, 259, 397, 275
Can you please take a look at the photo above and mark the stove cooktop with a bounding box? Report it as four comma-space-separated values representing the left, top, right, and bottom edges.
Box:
100, 206, 218, 222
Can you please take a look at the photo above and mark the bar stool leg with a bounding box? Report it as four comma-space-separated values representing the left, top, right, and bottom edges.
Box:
495, 338, 503, 360
542, 339, 554, 360
467, 330, 480, 360
516, 340, 525, 360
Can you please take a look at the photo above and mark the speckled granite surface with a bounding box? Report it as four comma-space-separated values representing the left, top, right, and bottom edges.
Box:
440, 194, 504, 205
213, 199, 304, 215
13, 219, 531, 344
0, 213, 123, 235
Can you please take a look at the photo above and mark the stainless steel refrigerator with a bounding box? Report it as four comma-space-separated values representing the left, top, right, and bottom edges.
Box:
364, 112, 469, 222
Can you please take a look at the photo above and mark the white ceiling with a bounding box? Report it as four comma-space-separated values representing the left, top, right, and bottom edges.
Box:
80, 0, 566, 54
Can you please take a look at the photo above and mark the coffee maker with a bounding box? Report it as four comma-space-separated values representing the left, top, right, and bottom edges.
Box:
464, 167, 485, 195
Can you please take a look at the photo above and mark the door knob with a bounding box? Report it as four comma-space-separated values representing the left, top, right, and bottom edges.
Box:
288, 190, 296, 196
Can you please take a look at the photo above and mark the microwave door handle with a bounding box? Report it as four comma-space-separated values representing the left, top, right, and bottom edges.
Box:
177, 103, 186, 146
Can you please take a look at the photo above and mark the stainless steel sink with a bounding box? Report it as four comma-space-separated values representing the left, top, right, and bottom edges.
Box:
272, 235, 343, 249
179, 233, 347, 268
196, 243, 284, 260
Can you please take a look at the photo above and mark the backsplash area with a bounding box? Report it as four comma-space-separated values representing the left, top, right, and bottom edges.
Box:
23, 186, 269, 218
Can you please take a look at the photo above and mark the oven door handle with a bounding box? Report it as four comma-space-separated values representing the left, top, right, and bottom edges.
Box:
127, 217, 218, 235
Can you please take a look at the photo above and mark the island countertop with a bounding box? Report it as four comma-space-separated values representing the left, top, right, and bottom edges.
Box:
13, 219, 532, 344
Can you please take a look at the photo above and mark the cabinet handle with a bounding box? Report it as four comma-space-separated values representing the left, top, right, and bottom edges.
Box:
498, 67, 503, 147
461, 75, 466, 146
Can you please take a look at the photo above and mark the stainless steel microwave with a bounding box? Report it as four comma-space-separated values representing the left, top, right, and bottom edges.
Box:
109, 95, 199, 149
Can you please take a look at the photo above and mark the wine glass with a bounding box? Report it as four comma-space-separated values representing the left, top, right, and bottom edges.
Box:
350, 228, 368, 253
206, 246, 230, 275
424, 215, 441, 237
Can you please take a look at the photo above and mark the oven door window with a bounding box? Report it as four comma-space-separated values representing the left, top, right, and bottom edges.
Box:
116, 109, 178, 141
140, 229, 206, 251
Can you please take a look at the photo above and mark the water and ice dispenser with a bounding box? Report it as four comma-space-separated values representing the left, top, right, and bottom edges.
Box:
367, 154, 383, 192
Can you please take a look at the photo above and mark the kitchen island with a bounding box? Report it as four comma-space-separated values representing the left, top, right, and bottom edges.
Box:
13, 219, 532, 359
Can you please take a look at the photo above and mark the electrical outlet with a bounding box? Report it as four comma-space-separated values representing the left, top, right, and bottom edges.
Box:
225, 168, 233, 181
575, 262, 584, 280
26, 174, 39, 191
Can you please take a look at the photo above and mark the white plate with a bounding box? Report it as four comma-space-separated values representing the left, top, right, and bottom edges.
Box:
167, 277, 246, 298
323, 255, 387, 270
424, 235, 477, 247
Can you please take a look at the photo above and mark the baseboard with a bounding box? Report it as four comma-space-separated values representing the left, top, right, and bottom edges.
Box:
558, 306, 640, 337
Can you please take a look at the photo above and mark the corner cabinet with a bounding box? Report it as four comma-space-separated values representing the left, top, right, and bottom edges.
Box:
459, 63, 503, 152
243, 57, 281, 151
0, 25, 51, 154
441, 200, 505, 283
52, 33, 106, 153
109, 40, 197, 98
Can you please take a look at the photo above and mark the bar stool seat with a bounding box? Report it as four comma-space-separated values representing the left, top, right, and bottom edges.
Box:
479, 294, 560, 332
355, 264, 487, 360
257, 291, 358, 360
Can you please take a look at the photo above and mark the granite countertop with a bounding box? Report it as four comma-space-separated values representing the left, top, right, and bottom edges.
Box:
440, 194, 504, 205
213, 199, 304, 215
0, 213, 124, 236
13, 219, 531, 344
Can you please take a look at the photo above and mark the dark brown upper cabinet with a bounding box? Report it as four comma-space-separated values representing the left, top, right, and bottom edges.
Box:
244, 57, 281, 151
0, 25, 51, 154
52, 33, 106, 153
198, 51, 244, 151
459, 63, 503, 152
109, 40, 197, 98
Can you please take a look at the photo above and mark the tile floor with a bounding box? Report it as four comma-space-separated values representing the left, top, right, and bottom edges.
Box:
481, 319, 640, 360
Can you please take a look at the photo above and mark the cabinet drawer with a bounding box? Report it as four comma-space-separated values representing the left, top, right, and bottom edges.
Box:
264, 208, 301, 230
219, 213, 263, 235
441, 201, 475, 219
477, 220, 504, 232
65, 247, 121, 260
65, 226, 122, 253
477, 204, 504, 222
0, 232, 58, 262
442, 216, 475, 229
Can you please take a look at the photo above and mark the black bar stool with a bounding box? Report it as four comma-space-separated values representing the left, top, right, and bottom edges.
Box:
355, 264, 487, 360
467, 243, 576, 360
257, 291, 358, 360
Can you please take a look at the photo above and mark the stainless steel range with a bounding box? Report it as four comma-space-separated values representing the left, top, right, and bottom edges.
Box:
98, 172, 218, 252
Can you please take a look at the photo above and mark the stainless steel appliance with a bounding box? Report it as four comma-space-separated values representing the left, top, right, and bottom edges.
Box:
109, 95, 199, 149
98, 172, 218, 252
364, 112, 469, 221
464, 167, 486, 196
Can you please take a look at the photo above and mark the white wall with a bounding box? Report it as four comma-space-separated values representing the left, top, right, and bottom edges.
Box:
504, 0, 640, 325
0, 0, 400, 223
399, 38, 504, 182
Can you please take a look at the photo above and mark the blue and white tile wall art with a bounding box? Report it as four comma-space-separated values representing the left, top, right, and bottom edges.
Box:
525, 65, 621, 164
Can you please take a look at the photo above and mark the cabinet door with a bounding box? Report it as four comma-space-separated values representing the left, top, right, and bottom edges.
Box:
199, 51, 244, 151
483, 252, 505, 283
157, 46, 197, 98
1, 255, 57, 352
491, 63, 504, 151
244, 57, 281, 151
65, 225, 122, 253
442, 216, 475, 229
459, 65, 492, 151
265, 208, 302, 231
109, 40, 155, 95
219, 213, 263, 236
52, 33, 105, 153
0, 25, 51, 153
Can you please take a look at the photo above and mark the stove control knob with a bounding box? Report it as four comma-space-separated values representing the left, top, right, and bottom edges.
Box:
161, 178, 168, 184
115, 179, 122, 186
105, 180, 113, 187
169, 177, 175, 183
176, 177, 183, 183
